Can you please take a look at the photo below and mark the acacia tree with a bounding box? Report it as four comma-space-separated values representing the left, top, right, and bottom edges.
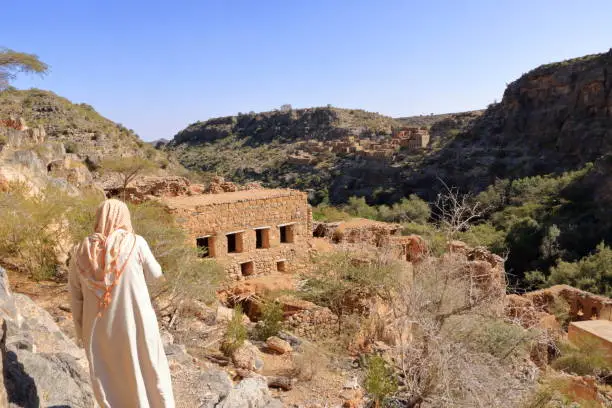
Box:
100, 157, 156, 200
0, 48, 48, 89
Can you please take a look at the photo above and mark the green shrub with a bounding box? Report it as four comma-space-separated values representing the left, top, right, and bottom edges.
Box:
548, 296, 571, 329
312, 205, 351, 222
344, 196, 378, 219
0, 183, 74, 280
377, 194, 430, 224
450, 317, 537, 360
546, 243, 612, 297
364, 355, 397, 407
300, 252, 402, 335
458, 223, 507, 254
221, 305, 248, 356
552, 339, 611, 377
254, 300, 284, 340
64, 141, 78, 153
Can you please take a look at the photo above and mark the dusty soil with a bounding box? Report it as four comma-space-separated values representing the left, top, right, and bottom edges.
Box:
260, 348, 353, 407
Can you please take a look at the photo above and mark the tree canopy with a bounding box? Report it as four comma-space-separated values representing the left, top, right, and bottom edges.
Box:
0, 48, 49, 89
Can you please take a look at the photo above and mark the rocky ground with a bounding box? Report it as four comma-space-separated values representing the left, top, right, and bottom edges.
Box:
5, 269, 365, 408
2, 267, 289, 408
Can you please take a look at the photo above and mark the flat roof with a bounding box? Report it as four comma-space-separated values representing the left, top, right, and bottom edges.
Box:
336, 218, 401, 230
163, 188, 302, 209
570, 320, 612, 342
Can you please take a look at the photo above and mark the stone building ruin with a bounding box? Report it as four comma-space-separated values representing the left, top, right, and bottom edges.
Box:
392, 126, 430, 149
164, 189, 312, 279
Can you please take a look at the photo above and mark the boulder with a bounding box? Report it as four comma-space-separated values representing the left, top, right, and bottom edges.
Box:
232, 341, 264, 372
266, 336, 293, 354
164, 343, 192, 365
216, 377, 283, 408
215, 305, 235, 323
194, 368, 234, 408
0, 266, 94, 406
5, 350, 94, 408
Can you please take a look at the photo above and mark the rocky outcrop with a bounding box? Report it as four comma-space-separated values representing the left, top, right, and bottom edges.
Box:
206, 176, 239, 194
0, 267, 94, 407
419, 49, 612, 194
0, 125, 46, 150
47, 156, 94, 188
0, 89, 181, 174
0, 117, 96, 196
104, 175, 192, 203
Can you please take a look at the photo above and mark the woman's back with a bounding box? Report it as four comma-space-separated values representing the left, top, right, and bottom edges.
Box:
69, 200, 175, 408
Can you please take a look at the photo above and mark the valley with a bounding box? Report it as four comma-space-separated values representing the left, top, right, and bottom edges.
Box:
1, 46, 612, 407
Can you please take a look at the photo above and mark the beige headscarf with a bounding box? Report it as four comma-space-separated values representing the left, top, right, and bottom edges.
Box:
75, 199, 137, 314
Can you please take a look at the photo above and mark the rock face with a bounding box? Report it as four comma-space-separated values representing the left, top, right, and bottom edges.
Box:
0, 118, 96, 196
0, 89, 180, 173
0, 267, 94, 407
422, 50, 612, 193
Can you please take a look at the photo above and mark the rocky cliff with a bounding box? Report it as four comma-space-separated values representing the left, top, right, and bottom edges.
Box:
168, 50, 612, 204
0, 89, 182, 171
170, 107, 400, 146
417, 50, 612, 193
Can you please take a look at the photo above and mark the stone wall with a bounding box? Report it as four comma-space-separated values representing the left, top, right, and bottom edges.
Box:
524, 285, 612, 321
568, 320, 612, 363
165, 189, 311, 279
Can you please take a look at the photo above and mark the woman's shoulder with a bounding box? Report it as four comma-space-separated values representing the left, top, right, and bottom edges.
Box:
133, 234, 151, 249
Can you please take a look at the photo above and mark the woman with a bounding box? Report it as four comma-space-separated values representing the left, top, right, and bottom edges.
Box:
69, 199, 175, 408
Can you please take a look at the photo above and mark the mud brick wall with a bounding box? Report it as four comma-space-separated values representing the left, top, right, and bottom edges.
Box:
170, 190, 311, 279
568, 321, 612, 363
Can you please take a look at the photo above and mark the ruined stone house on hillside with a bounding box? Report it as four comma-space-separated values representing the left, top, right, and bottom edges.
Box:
392, 126, 430, 149
163, 189, 312, 279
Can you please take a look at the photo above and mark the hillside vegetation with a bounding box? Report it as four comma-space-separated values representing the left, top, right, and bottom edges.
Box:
168, 50, 612, 296
0, 88, 181, 170
166, 107, 479, 204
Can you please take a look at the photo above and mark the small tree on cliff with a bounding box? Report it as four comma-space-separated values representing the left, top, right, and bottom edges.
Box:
100, 157, 156, 200
0, 48, 48, 89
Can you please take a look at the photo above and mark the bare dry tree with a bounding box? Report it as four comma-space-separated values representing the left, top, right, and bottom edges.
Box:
363, 183, 548, 407
433, 178, 487, 241
379, 250, 549, 408
99, 156, 157, 201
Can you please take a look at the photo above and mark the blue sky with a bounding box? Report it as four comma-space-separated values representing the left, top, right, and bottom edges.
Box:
3, 1, 612, 141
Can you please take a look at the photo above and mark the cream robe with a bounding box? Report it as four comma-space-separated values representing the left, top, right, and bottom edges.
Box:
69, 234, 175, 408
